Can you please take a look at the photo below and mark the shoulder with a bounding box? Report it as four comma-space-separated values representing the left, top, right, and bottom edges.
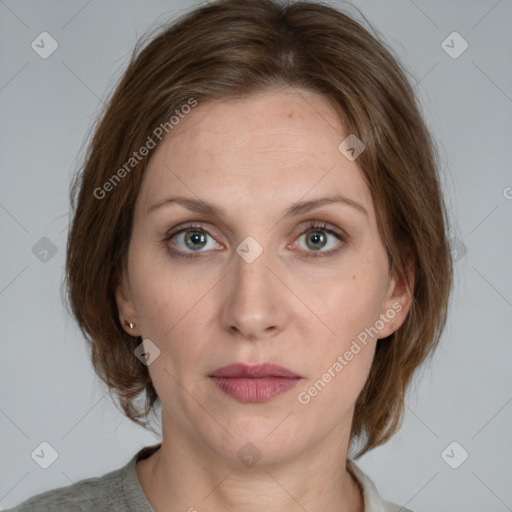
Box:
6, 465, 128, 512
346, 458, 415, 512
381, 499, 415, 512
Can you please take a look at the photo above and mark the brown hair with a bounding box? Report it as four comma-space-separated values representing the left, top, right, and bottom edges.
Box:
65, 0, 453, 458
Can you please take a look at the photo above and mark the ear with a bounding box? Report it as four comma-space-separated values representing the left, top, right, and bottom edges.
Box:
376, 262, 414, 340
114, 270, 141, 337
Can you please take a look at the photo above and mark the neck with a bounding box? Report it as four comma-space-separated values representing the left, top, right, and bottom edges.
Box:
136, 421, 364, 512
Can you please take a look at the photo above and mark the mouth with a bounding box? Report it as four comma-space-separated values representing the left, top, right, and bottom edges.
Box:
209, 363, 302, 403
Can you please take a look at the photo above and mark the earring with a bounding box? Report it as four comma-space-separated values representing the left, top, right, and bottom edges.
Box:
124, 319, 135, 330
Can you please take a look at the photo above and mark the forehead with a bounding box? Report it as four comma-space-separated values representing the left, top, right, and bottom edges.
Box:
138, 87, 373, 219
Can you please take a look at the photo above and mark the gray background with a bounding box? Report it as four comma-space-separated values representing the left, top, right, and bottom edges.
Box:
1, 0, 511, 510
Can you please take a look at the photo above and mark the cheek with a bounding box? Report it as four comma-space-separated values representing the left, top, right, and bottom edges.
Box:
128, 238, 188, 337
317, 261, 387, 341
128, 248, 211, 373
297, 257, 386, 399
298, 341, 376, 420
130, 265, 208, 419
297, 274, 380, 412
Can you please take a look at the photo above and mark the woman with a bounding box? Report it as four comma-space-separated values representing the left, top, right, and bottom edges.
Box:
8, 0, 452, 510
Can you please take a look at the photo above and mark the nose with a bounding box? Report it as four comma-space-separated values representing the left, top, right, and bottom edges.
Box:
220, 245, 287, 341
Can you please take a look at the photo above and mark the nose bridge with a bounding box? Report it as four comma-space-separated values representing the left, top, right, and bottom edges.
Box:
234, 242, 271, 294
222, 240, 284, 338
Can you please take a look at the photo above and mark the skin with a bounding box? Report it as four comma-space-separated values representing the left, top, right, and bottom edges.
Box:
115, 86, 413, 512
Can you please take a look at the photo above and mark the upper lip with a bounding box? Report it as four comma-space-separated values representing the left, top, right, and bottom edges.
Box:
209, 363, 301, 379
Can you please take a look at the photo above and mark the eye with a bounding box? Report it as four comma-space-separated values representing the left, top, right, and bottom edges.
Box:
163, 221, 347, 259
293, 221, 345, 259
164, 223, 221, 258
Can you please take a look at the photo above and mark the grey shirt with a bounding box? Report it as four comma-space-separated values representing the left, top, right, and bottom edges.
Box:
7, 444, 413, 511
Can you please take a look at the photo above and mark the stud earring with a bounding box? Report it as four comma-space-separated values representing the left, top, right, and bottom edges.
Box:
124, 319, 135, 330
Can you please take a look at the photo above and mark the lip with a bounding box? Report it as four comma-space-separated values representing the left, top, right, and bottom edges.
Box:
209, 363, 302, 403
209, 363, 301, 379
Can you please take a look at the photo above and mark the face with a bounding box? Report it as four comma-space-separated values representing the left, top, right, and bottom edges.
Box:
116, 87, 412, 465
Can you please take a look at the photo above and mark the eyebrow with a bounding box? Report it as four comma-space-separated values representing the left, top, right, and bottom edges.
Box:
147, 194, 368, 219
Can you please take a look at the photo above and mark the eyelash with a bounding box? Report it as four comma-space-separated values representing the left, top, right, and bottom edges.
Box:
163, 221, 346, 260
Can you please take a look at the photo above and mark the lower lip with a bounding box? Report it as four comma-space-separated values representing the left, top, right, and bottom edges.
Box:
210, 377, 301, 403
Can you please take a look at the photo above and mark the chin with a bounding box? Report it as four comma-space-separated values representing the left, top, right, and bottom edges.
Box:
202, 422, 306, 468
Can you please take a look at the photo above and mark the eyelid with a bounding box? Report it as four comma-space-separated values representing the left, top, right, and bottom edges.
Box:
164, 222, 221, 243
164, 219, 347, 239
